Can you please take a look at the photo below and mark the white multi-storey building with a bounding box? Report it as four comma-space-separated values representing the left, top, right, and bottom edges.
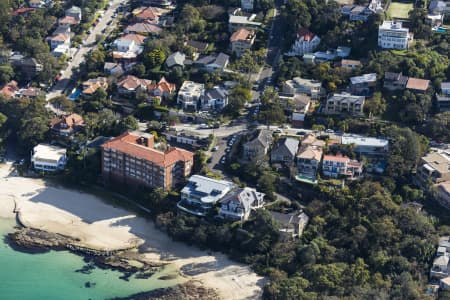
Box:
285, 28, 321, 56
378, 21, 413, 50
177, 81, 205, 111
31, 144, 67, 172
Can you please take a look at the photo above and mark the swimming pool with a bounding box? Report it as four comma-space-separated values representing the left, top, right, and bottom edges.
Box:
68, 89, 81, 101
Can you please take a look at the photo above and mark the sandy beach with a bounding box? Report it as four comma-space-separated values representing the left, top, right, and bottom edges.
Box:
0, 164, 265, 299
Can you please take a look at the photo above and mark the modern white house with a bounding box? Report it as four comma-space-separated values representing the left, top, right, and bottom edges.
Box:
340, 134, 389, 156
31, 144, 67, 172
177, 175, 235, 216
324, 93, 365, 115
177, 81, 205, 111
378, 21, 413, 50
322, 154, 363, 179
219, 187, 265, 221
285, 28, 321, 56
282, 77, 323, 99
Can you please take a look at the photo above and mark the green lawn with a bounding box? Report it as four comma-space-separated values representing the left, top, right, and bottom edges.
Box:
387, 2, 414, 19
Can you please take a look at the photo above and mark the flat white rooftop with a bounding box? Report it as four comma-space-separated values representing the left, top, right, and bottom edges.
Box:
181, 175, 235, 204
341, 134, 389, 148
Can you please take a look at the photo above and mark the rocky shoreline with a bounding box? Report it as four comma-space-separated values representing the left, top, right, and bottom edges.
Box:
108, 280, 221, 300
8, 227, 162, 279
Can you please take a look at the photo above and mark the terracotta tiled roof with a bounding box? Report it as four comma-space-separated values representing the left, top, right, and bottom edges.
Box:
0, 81, 19, 98
406, 78, 430, 91
12, 7, 35, 16
297, 28, 315, 42
323, 154, 350, 163
125, 22, 162, 34
59, 16, 80, 24
230, 28, 254, 42
148, 77, 176, 94
117, 75, 152, 91
135, 7, 158, 21
48, 33, 70, 42
118, 33, 146, 45
82, 77, 108, 94
101, 132, 194, 167
51, 113, 84, 131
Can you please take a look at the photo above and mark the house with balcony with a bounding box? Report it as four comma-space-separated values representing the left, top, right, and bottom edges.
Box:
324, 93, 365, 116
117, 75, 153, 97
271, 137, 299, 164
194, 53, 230, 73
417, 150, 450, 185
112, 34, 145, 63
378, 21, 413, 50
202, 86, 228, 111
219, 187, 265, 221
31, 144, 67, 172
230, 28, 256, 57
322, 154, 363, 179
243, 129, 273, 161
177, 175, 235, 216
282, 77, 323, 99
383, 72, 409, 91
147, 77, 176, 100
296, 146, 323, 183
177, 81, 205, 111
285, 28, 321, 57
350, 73, 377, 95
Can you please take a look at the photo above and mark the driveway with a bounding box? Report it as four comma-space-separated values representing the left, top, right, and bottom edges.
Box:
46, 0, 126, 103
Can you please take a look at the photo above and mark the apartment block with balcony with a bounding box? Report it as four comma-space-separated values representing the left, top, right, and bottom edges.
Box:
324, 93, 365, 115
282, 77, 323, 99
101, 132, 194, 191
322, 154, 363, 179
378, 21, 413, 50
177, 81, 205, 111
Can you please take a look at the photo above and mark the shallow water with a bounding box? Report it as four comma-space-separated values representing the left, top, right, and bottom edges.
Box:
0, 218, 181, 300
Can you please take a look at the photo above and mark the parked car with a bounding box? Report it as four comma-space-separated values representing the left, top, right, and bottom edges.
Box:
212, 146, 219, 152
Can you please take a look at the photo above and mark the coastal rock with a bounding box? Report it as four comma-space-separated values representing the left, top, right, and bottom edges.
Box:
108, 280, 222, 300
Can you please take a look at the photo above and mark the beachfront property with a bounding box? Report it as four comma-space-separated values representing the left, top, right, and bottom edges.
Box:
437, 82, 450, 112
31, 144, 67, 172
270, 210, 309, 240
322, 154, 363, 179
282, 77, 323, 99
218, 187, 265, 221
101, 131, 194, 191
340, 134, 389, 157
178, 175, 235, 216
324, 93, 365, 116
285, 28, 321, 57
378, 21, 413, 50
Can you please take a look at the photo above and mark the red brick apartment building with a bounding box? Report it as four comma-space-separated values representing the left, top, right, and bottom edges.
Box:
101, 132, 194, 190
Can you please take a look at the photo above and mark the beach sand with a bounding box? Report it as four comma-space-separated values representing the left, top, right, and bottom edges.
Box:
0, 164, 265, 299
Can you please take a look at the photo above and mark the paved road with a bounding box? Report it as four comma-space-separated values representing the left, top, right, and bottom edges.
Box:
46, 0, 124, 102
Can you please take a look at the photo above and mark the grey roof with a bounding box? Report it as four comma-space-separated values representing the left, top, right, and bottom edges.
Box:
434, 255, 449, 266
272, 137, 299, 158
166, 51, 186, 68
204, 86, 227, 101
196, 52, 229, 69
441, 82, 450, 90
186, 40, 209, 52
270, 210, 309, 227
220, 187, 265, 213
245, 129, 273, 149
66, 6, 81, 14
350, 73, 377, 85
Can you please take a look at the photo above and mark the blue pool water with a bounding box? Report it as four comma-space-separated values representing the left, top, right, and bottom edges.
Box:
68, 89, 81, 101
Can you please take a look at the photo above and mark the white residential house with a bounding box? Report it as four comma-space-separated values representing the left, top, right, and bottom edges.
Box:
282, 77, 323, 99
378, 21, 413, 50
340, 134, 389, 156
431, 255, 450, 279
177, 175, 235, 216
202, 86, 228, 111
285, 28, 321, 56
324, 93, 365, 115
228, 13, 262, 32
270, 210, 310, 240
31, 144, 67, 172
322, 154, 363, 179
241, 0, 254, 11
417, 150, 450, 184
177, 81, 205, 111
219, 187, 265, 221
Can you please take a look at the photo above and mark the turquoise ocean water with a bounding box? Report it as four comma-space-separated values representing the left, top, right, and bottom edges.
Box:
0, 218, 181, 300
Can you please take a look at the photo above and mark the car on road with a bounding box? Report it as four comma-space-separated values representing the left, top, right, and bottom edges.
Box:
198, 124, 210, 129
325, 129, 334, 133
296, 131, 306, 135
225, 148, 231, 153
212, 146, 219, 152
220, 156, 226, 164
206, 157, 212, 163
274, 129, 282, 134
